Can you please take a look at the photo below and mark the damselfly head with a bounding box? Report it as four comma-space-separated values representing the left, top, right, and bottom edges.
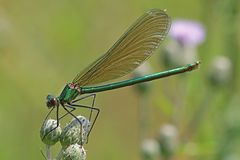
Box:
46, 94, 59, 108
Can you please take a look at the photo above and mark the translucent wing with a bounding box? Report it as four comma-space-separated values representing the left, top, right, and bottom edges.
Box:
73, 9, 171, 86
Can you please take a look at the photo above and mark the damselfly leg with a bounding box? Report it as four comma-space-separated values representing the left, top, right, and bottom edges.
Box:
69, 94, 100, 142
42, 105, 60, 140
69, 102, 100, 139
42, 94, 100, 144
72, 94, 97, 124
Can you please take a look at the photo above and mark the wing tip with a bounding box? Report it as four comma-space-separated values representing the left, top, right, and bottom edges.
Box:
146, 8, 171, 29
146, 8, 169, 16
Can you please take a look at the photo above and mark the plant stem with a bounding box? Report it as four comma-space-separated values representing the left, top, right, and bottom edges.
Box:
56, 148, 63, 160
46, 145, 52, 160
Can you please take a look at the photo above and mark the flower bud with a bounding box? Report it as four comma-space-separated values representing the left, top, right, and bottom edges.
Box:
161, 40, 198, 68
141, 139, 160, 160
60, 116, 91, 147
133, 63, 152, 94
208, 56, 232, 86
157, 124, 178, 158
40, 119, 61, 145
62, 144, 86, 160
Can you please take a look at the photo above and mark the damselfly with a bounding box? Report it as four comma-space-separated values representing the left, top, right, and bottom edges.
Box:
43, 9, 200, 142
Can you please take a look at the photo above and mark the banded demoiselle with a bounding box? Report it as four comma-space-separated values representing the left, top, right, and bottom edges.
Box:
44, 9, 200, 142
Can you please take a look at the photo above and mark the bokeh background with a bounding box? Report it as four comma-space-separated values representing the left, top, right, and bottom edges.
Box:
0, 0, 239, 160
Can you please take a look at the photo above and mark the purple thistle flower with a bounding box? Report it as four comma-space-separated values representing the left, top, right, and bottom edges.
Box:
169, 19, 205, 47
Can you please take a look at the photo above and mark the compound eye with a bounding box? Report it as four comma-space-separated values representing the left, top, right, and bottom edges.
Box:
46, 95, 58, 108
46, 99, 53, 108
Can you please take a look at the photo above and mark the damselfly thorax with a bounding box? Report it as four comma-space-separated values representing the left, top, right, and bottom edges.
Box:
46, 83, 82, 108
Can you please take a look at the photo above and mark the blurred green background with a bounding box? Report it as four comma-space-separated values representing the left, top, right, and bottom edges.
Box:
0, 0, 239, 160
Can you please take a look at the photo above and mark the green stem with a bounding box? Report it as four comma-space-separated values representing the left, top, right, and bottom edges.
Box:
55, 148, 63, 160
46, 145, 52, 160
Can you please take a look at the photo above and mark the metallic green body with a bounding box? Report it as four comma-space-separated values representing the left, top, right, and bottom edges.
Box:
58, 62, 199, 102
80, 62, 200, 94
59, 84, 79, 103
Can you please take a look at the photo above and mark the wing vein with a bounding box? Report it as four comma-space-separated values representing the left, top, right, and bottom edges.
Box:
73, 9, 171, 86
